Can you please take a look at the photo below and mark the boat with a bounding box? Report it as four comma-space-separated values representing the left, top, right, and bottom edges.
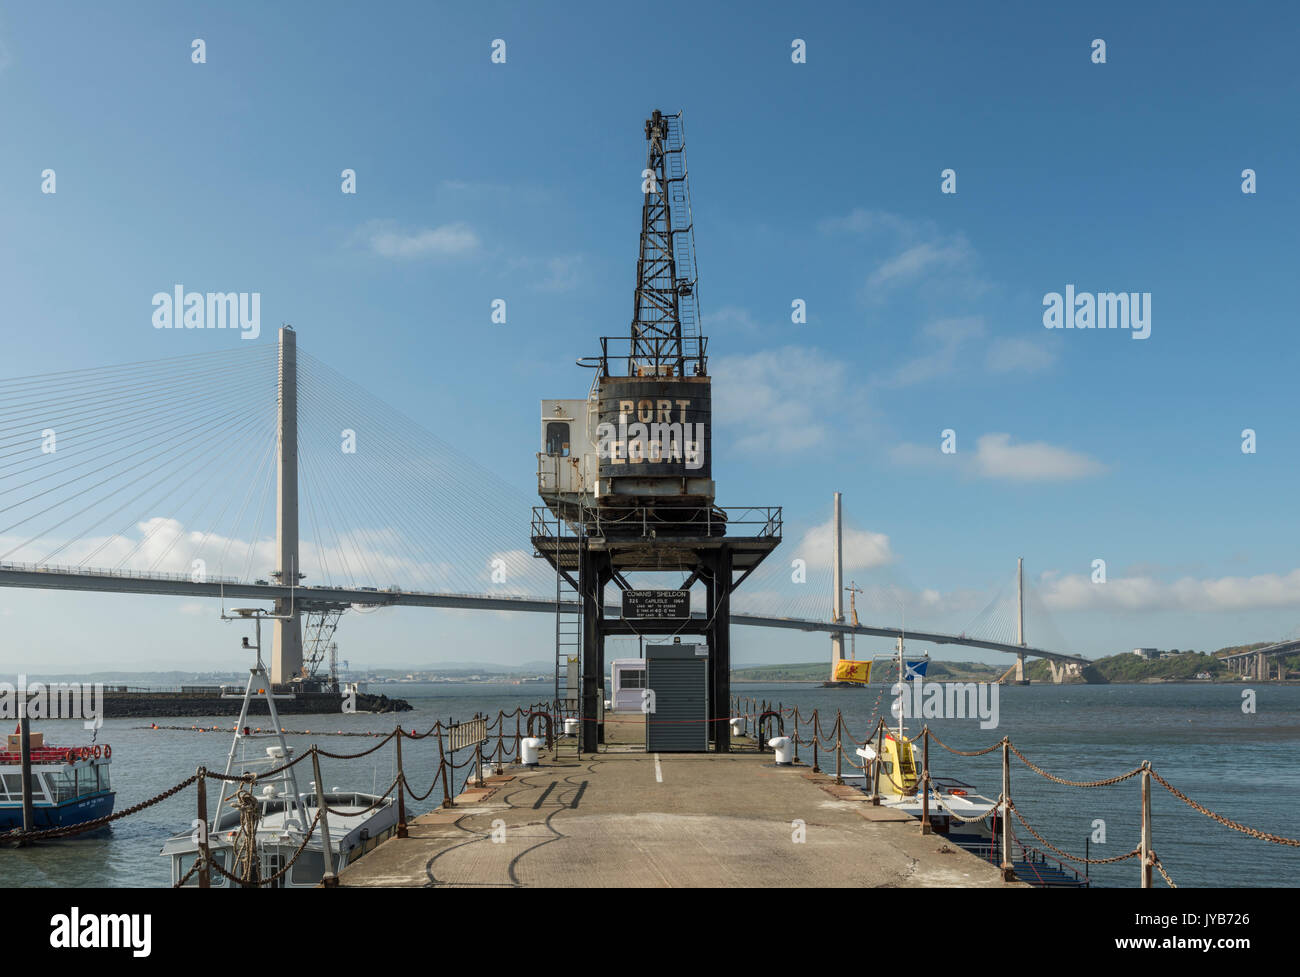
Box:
822, 581, 870, 687
0, 725, 115, 831
159, 608, 398, 887
840, 637, 1089, 887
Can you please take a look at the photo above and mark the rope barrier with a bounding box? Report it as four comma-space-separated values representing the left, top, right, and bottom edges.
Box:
930, 790, 1001, 824
1147, 767, 1300, 847
1006, 801, 1141, 865
0, 774, 199, 843
314, 729, 400, 760
926, 728, 1004, 757
1152, 853, 1177, 888
1008, 742, 1145, 788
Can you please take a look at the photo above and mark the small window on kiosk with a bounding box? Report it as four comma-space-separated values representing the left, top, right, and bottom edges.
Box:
546, 422, 571, 457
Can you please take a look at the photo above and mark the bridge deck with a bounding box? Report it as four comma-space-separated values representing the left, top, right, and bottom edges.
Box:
338, 714, 1020, 888
0, 566, 1089, 664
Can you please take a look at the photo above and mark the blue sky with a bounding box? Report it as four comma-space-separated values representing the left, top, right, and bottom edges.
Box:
2, 1, 1300, 671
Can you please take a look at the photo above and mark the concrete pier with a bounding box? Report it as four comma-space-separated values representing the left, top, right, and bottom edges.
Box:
339, 715, 1020, 888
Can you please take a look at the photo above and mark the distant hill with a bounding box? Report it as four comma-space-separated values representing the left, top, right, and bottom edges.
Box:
1027, 644, 1300, 683
736, 645, 1300, 686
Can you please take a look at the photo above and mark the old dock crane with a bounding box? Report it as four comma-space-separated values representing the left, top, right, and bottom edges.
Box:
533, 109, 781, 753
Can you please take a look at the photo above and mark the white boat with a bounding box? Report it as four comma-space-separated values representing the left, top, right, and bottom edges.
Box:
160, 609, 398, 887
844, 633, 1000, 843
842, 730, 1000, 844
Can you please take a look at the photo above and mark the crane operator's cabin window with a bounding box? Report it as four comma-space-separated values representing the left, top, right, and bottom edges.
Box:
546, 422, 570, 457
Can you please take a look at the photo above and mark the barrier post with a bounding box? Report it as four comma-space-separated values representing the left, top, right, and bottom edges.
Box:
196, 768, 211, 888
835, 713, 843, 785
313, 749, 338, 887
1000, 739, 1015, 882
1140, 767, 1153, 889
792, 708, 801, 764
18, 716, 34, 836
870, 722, 883, 806
395, 729, 408, 839
920, 728, 932, 835
438, 729, 454, 808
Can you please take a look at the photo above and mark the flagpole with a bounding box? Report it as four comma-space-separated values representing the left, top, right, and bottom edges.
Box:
897, 592, 905, 743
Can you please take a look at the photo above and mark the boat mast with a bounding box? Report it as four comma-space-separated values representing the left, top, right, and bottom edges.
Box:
830, 492, 844, 682
214, 609, 307, 835
845, 580, 863, 660
897, 602, 906, 743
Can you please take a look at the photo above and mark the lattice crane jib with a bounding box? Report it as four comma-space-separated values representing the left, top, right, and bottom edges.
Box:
629, 110, 705, 380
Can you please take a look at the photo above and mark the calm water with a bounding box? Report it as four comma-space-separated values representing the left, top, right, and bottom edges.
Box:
1, 681, 1296, 888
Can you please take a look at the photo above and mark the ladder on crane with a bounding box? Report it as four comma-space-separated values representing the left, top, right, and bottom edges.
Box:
553, 514, 583, 758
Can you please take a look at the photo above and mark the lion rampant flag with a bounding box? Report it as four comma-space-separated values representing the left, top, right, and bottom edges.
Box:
833, 659, 871, 684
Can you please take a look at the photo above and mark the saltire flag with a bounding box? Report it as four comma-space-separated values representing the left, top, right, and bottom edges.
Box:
833, 659, 871, 684
904, 659, 929, 681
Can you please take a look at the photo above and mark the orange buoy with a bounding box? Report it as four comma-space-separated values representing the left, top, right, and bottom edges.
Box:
92, 745, 102, 759
103, 744, 112, 759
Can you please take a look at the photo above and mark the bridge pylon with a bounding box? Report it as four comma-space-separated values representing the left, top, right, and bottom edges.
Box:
829, 492, 845, 681
1011, 557, 1029, 684
272, 325, 303, 685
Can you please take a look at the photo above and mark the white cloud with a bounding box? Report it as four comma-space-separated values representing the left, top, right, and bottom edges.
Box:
890, 432, 1105, 482
0, 518, 468, 593
1041, 569, 1300, 613
711, 346, 868, 455
537, 255, 585, 292
971, 433, 1105, 482
359, 220, 479, 259
887, 441, 948, 469
703, 305, 761, 334
505, 253, 588, 292
795, 519, 894, 571
881, 316, 985, 388
986, 337, 1057, 374
818, 209, 919, 237
821, 208, 981, 298
867, 237, 974, 291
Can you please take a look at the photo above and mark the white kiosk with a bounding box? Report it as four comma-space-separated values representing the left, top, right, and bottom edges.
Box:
609, 658, 647, 712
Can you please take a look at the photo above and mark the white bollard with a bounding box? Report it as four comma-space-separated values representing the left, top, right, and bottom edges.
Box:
563, 718, 580, 736
521, 737, 546, 766
768, 736, 793, 765
729, 717, 744, 737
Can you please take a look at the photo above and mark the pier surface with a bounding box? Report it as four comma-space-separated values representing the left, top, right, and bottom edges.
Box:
339, 715, 1018, 888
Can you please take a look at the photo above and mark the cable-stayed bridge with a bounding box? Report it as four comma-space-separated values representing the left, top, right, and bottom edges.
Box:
0, 331, 1089, 683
